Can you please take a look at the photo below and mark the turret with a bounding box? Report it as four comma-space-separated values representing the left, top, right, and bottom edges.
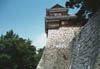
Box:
45, 4, 82, 35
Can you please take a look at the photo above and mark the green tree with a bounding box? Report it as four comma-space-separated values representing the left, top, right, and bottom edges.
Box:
66, 0, 100, 24
0, 54, 15, 69
35, 47, 45, 65
0, 30, 38, 69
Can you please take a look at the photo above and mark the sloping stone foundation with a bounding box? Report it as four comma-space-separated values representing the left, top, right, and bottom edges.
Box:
70, 9, 100, 69
37, 27, 81, 69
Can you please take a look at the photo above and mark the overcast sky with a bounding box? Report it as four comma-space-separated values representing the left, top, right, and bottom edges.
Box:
0, 0, 79, 48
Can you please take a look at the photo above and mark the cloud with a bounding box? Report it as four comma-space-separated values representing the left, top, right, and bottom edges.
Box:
33, 33, 47, 49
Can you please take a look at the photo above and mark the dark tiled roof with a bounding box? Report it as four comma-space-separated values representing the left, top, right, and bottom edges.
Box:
51, 4, 64, 8
46, 15, 77, 20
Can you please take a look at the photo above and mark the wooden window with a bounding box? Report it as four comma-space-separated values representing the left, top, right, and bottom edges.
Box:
54, 13, 62, 16
61, 21, 68, 26
61, 21, 65, 25
47, 23, 59, 29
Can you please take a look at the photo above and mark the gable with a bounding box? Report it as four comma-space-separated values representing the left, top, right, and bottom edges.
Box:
51, 4, 64, 8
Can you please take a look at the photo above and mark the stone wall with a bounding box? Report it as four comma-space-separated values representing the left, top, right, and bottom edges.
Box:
37, 9, 100, 69
37, 27, 81, 69
69, 10, 100, 69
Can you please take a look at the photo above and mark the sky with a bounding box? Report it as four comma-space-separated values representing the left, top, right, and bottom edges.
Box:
0, 0, 80, 48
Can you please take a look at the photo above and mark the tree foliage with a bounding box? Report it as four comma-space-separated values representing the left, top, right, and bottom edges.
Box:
66, 0, 100, 24
0, 30, 44, 69
0, 54, 14, 69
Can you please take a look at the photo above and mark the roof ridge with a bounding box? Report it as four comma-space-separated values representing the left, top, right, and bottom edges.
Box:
51, 3, 64, 8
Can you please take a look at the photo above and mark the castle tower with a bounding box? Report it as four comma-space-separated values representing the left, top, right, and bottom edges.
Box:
37, 4, 83, 69
45, 4, 82, 35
